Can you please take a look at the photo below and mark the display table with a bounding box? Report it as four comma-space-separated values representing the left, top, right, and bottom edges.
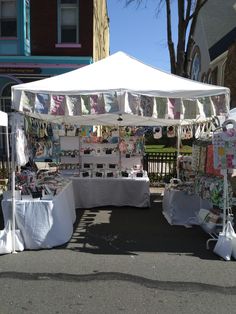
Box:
71, 176, 150, 209
1, 181, 76, 250
162, 187, 212, 227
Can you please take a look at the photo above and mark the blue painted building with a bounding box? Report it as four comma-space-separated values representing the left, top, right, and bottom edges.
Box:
0, 0, 109, 162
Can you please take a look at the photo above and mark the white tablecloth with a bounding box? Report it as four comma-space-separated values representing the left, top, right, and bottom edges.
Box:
162, 187, 212, 226
71, 177, 150, 209
1, 181, 76, 250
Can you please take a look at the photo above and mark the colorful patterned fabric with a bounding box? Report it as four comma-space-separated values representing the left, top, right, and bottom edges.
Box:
50, 95, 65, 115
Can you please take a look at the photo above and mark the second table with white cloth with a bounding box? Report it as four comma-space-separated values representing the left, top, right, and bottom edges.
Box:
71, 176, 150, 209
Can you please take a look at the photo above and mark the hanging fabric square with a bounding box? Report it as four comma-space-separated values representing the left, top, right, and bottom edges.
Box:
182, 99, 198, 119
156, 97, 167, 119
198, 97, 213, 117
81, 95, 91, 114
166, 98, 175, 119
153, 126, 162, 139
211, 94, 228, 116
20, 91, 35, 113
174, 98, 183, 119
35, 93, 50, 114
103, 92, 120, 113
66, 95, 82, 115
140, 95, 154, 117
166, 98, 181, 119
50, 95, 65, 115
90, 94, 105, 114
128, 93, 141, 115
196, 99, 205, 118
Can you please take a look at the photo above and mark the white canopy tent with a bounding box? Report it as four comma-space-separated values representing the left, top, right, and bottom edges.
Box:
11, 51, 230, 126
8, 51, 231, 253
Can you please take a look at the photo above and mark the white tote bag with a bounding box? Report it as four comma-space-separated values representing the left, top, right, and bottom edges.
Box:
0, 221, 24, 254
228, 222, 236, 260
0, 221, 12, 254
214, 221, 233, 261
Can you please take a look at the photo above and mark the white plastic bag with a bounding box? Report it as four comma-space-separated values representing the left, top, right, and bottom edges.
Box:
229, 223, 236, 260
214, 221, 233, 261
0, 221, 24, 255
0, 221, 13, 254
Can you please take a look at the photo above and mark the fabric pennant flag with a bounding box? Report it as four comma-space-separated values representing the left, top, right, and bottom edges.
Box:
81, 95, 91, 114
183, 99, 199, 119
156, 97, 167, 118
140, 95, 154, 117
20, 91, 35, 112
103, 92, 119, 113
50, 95, 65, 115
198, 97, 213, 117
211, 94, 228, 116
127, 93, 141, 115
166, 98, 175, 119
35, 93, 50, 114
66, 95, 82, 115
90, 94, 105, 114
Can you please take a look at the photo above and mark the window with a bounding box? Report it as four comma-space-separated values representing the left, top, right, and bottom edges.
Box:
58, 0, 79, 43
0, 0, 16, 37
190, 46, 201, 81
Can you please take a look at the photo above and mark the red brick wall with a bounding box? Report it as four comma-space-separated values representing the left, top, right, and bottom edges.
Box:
30, 0, 93, 57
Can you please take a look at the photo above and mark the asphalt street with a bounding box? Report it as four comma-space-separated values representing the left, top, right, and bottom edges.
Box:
0, 190, 236, 314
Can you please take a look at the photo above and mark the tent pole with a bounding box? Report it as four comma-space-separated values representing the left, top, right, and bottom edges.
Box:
11, 113, 17, 254
176, 125, 181, 179
222, 169, 227, 231
5, 121, 10, 182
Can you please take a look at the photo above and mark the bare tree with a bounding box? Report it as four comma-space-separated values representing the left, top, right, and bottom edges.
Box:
123, 0, 208, 77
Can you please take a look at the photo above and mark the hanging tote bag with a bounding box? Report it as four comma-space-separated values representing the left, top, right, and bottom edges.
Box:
213, 221, 233, 261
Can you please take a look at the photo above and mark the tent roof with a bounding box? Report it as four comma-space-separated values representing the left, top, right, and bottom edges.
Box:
12, 51, 229, 99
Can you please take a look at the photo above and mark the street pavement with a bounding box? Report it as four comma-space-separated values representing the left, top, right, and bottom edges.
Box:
0, 189, 236, 314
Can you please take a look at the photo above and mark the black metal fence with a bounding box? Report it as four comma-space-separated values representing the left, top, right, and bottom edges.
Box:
143, 151, 191, 185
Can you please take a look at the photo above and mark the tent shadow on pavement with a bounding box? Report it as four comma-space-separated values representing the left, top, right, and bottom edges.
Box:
59, 191, 222, 260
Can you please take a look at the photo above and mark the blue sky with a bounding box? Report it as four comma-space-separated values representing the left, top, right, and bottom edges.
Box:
107, 0, 178, 72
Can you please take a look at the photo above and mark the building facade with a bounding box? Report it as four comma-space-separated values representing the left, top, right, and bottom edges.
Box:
0, 0, 109, 112
0, 0, 109, 159
189, 0, 236, 108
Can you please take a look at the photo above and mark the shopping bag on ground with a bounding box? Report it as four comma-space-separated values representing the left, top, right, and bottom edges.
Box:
228, 222, 236, 260
213, 221, 233, 261
0, 221, 13, 254
0, 221, 24, 254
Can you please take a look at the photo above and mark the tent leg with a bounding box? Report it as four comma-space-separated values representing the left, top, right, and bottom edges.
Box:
11, 114, 16, 254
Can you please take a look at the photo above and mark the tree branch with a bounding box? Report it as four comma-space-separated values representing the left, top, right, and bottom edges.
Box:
166, 0, 176, 74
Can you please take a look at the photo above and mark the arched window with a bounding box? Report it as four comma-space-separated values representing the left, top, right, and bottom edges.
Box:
1, 83, 13, 112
